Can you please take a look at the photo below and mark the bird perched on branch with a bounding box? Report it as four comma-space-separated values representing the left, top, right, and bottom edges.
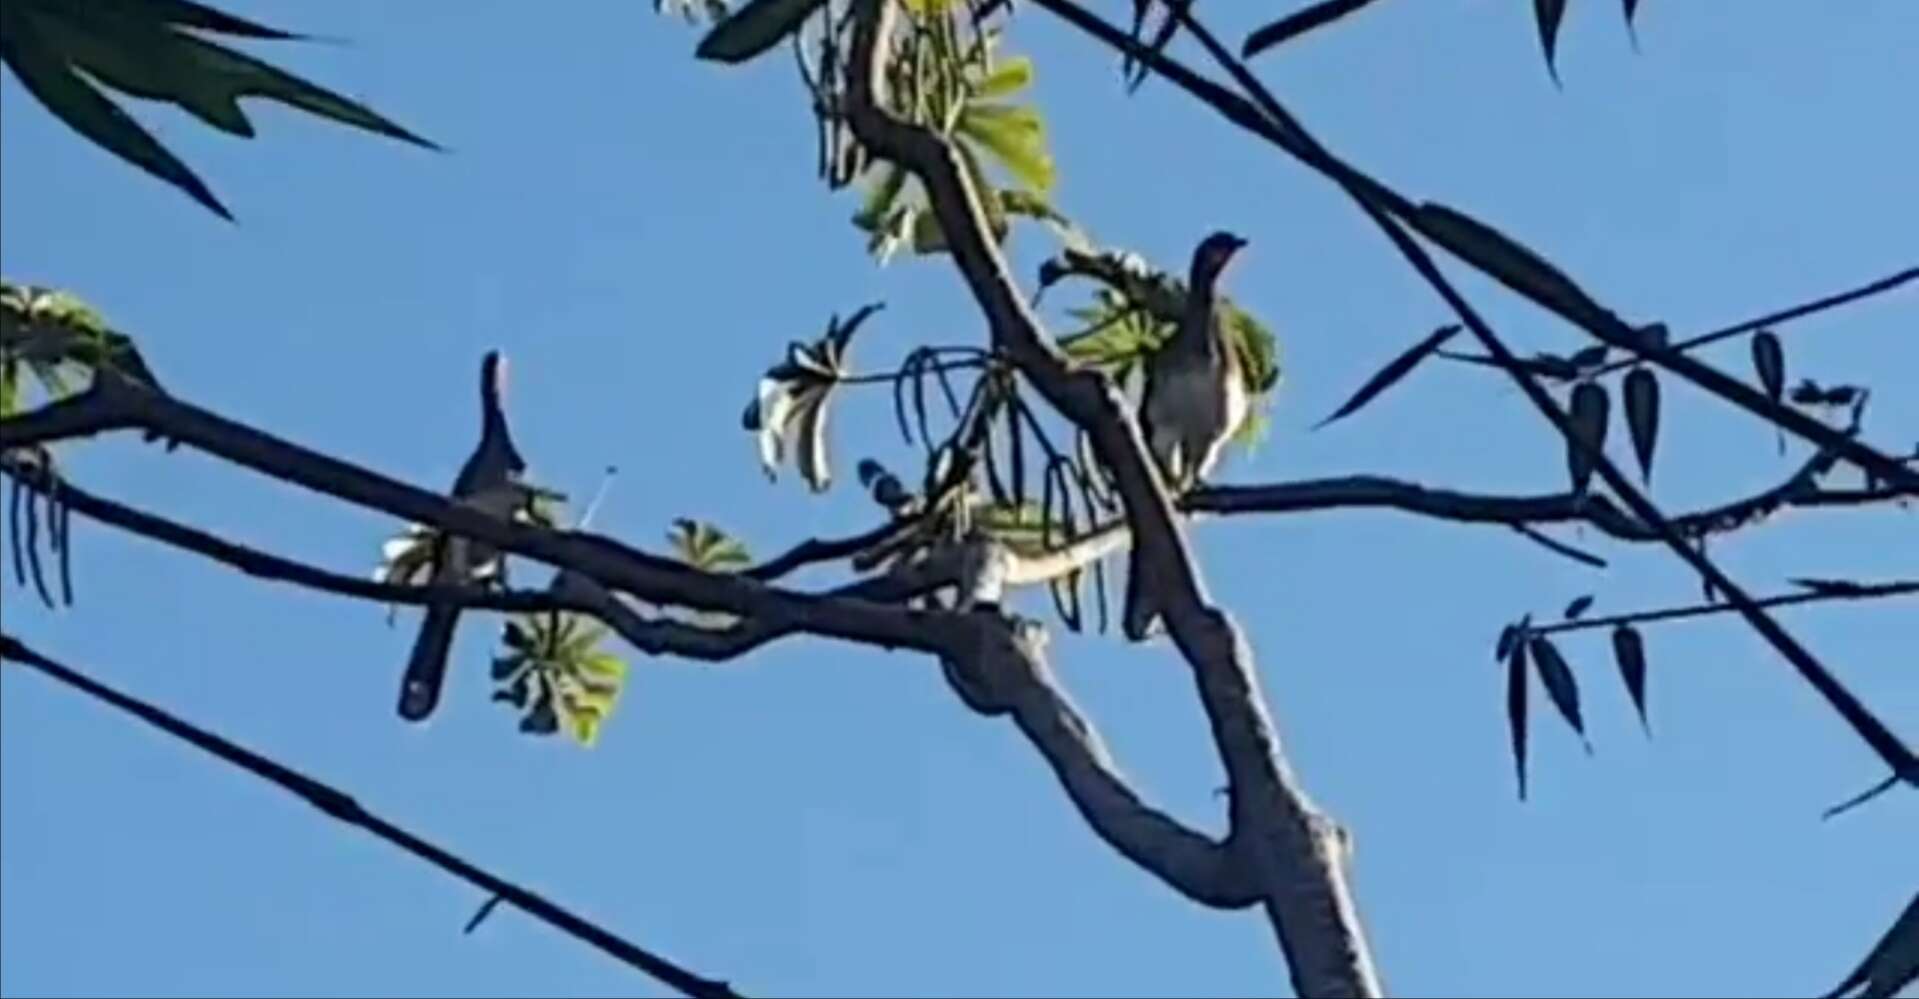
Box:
398, 350, 528, 722
1124, 229, 1249, 639
1140, 229, 1249, 494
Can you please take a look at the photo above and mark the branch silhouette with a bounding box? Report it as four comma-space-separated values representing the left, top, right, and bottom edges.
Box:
0, 635, 745, 999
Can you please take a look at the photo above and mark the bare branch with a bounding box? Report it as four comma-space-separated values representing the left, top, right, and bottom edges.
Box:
0, 635, 745, 999
1529, 580, 1919, 638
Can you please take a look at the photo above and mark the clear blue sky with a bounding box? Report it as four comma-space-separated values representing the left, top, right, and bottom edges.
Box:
3, 2, 1915, 996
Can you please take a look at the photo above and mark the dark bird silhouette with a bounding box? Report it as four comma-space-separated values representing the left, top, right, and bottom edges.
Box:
1123, 230, 1250, 639
398, 350, 527, 722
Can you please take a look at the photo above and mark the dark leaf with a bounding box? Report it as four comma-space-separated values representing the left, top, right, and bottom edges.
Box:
1567, 381, 1610, 495
1528, 635, 1589, 749
1533, 0, 1568, 83
1563, 594, 1594, 620
1242, 0, 1381, 59
1790, 378, 1826, 405
1313, 324, 1460, 429
1751, 330, 1785, 402
1790, 577, 1873, 597
695, 0, 826, 64
1413, 203, 1618, 335
0, 13, 230, 218
1495, 622, 1520, 662
1568, 344, 1610, 371
1824, 385, 1861, 407
1610, 624, 1649, 735
1623, 366, 1660, 484
1752, 329, 1786, 454
1507, 640, 1531, 801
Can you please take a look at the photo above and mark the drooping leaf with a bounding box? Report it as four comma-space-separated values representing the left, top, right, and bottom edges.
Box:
1314, 324, 1459, 429
1507, 639, 1531, 801
1414, 203, 1618, 336
1243, 0, 1382, 58
1610, 624, 1649, 735
974, 55, 1034, 99
1533, 0, 1568, 83
1495, 621, 1521, 662
1563, 595, 1594, 620
1623, 366, 1660, 484
1528, 635, 1588, 749
694, 0, 825, 63
1566, 381, 1610, 495
957, 101, 1054, 193
1751, 329, 1785, 454
1623, 0, 1642, 30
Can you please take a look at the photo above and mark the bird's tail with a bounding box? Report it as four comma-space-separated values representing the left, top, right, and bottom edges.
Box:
398, 603, 460, 721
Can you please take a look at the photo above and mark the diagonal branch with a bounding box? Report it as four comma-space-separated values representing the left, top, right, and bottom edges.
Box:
837, 2, 1381, 995
1024, 0, 1919, 494
1148, 4, 1915, 786
0, 634, 745, 999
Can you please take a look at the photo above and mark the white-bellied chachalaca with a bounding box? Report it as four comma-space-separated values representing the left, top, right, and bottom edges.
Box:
398, 350, 527, 721
1123, 230, 1250, 639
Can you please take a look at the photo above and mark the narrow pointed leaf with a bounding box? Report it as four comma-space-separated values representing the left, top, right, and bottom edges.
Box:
1567, 381, 1610, 495
1495, 621, 1520, 663
0, 17, 230, 218
1623, 366, 1660, 484
974, 56, 1034, 99
1568, 345, 1609, 371
1507, 640, 1531, 801
695, 0, 826, 64
1751, 329, 1786, 454
1533, 0, 1568, 83
1528, 635, 1588, 748
1611, 624, 1650, 735
1314, 324, 1460, 429
1563, 594, 1594, 620
1414, 203, 1617, 335
1243, 0, 1381, 59
1623, 0, 1642, 28
108, 0, 307, 39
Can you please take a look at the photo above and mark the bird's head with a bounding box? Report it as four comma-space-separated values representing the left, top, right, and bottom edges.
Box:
1190, 230, 1248, 289
480, 350, 510, 411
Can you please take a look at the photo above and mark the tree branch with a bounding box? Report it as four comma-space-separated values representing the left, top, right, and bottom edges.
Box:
1024, 0, 1919, 494
838, 2, 1382, 994
0, 634, 745, 999
1530, 580, 1919, 638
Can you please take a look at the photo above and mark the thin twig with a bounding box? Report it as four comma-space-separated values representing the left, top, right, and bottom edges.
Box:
0, 634, 746, 999
1529, 580, 1918, 637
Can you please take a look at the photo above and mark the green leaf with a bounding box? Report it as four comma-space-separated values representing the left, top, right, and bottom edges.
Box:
1, 9, 230, 218
973, 55, 1033, 100
957, 102, 1054, 193
1623, 366, 1660, 484
1314, 324, 1458, 429
667, 518, 752, 573
1222, 303, 1282, 395
694, 0, 825, 64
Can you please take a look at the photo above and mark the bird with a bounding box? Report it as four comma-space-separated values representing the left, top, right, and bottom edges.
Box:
397, 350, 528, 722
1140, 229, 1249, 494
1123, 229, 1250, 639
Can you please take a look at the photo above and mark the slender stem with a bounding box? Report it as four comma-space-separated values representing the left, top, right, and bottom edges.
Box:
1532, 581, 1919, 637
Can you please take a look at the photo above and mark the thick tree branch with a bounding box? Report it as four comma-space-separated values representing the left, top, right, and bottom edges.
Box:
0, 380, 945, 656
840, 2, 1382, 995
1187, 445, 1888, 542
1, 394, 1244, 913
1025, 0, 1919, 494
0, 635, 744, 999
